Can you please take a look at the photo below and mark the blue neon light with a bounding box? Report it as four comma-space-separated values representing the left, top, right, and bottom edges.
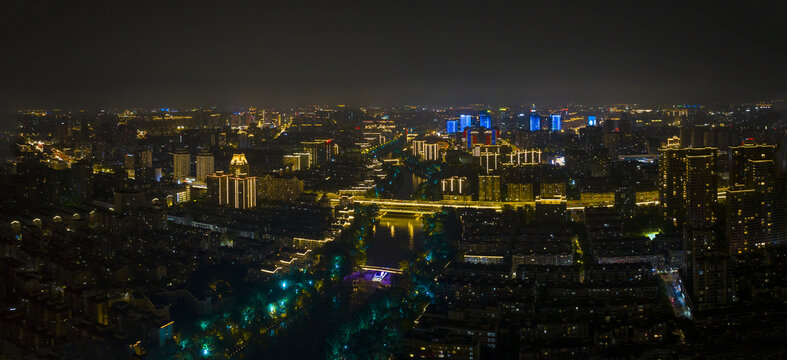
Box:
529, 114, 540, 131
460, 114, 472, 130
551, 114, 562, 131
479, 114, 491, 129
446, 120, 458, 134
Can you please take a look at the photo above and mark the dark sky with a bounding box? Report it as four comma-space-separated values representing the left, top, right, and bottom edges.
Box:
1, 1, 786, 110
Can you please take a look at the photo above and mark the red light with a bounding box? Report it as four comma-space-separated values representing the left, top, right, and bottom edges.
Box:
355, 127, 360, 130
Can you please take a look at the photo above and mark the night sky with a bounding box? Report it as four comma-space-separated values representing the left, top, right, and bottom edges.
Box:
1, 1, 785, 110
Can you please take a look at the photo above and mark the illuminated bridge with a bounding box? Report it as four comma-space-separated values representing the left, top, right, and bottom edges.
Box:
347, 198, 504, 213
360, 265, 403, 274
333, 197, 661, 213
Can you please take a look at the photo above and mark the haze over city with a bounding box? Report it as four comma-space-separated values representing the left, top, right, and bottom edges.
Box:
2, 1, 786, 111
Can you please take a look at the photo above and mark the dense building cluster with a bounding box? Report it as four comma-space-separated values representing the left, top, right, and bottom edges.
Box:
0, 102, 785, 358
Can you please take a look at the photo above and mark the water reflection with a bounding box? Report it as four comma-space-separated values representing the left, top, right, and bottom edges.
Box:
366, 214, 424, 268
393, 169, 425, 200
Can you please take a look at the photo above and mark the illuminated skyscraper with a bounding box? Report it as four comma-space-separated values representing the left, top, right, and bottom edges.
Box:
206, 171, 257, 209
422, 143, 440, 161
229, 174, 257, 209
550, 114, 562, 131
412, 140, 425, 156
446, 119, 459, 134
302, 139, 336, 166
460, 114, 472, 131
685, 150, 718, 228
529, 112, 540, 131
726, 148, 780, 253
172, 147, 190, 181
207, 171, 230, 205
229, 153, 250, 176
588, 115, 597, 126
729, 143, 776, 186
479, 112, 491, 129
659, 137, 718, 231
196, 149, 214, 183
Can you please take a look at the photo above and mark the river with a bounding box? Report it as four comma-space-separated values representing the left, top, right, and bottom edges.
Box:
366, 165, 427, 268
366, 214, 425, 268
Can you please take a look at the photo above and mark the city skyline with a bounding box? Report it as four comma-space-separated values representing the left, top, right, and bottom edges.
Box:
2, 2, 787, 359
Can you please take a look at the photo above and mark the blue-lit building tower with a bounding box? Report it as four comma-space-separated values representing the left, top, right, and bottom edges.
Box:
460, 114, 472, 131
479, 112, 491, 129
446, 119, 459, 134
529, 112, 540, 131
551, 114, 562, 131
588, 115, 597, 126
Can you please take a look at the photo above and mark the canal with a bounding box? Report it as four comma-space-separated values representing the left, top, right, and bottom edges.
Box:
366, 214, 425, 268
366, 165, 428, 268
392, 168, 424, 200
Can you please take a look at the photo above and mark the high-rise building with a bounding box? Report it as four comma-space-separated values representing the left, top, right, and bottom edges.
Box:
479, 112, 491, 129
257, 174, 303, 203
296, 153, 312, 170
283, 155, 301, 171
729, 143, 776, 186
138, 149, 153, 169
412, 140, 425, 157
587, 115, 597, 127
726, 188, 771, 253
725, 150, 780, 253
446, 119, 459, 134
478, 175, 501, 201
124, 153, 135, 170
229, 174, 256, 209
229, 153, 249, 176
206, 171, 257, 209
689, 251, 732, 311
529, 112, 540, 131
685, 150, 718, 229
195, 149, 214, 183
550, 114, 562, 131
658, 138, 718, 231
507, 150, 541, 165
422, 143, 440, 161
207, 171, 230, 205
477, 152, 500, 173
460, 114, 472, 131
465, 127, 498, 148
302, 139, 336, 166
506, 182, 534, 202
541, 182, 566, 198
441, 176, 470, 201
172, 148, 190, 181
746, 159, 775, 190
412, 140, 440, 161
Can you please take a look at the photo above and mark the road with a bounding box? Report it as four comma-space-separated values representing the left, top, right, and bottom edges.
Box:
658, 269, 693, 319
